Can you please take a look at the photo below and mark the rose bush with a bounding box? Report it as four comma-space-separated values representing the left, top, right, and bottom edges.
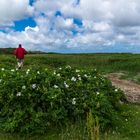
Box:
0, 66, 127, 133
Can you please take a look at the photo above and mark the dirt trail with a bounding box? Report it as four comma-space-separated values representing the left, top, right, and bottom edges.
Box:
107, 73, 140, 104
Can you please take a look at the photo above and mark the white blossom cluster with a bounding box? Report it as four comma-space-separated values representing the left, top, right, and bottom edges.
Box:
72, 98, 76, 105
64, 81, 69, 88
26, 69, 30, 75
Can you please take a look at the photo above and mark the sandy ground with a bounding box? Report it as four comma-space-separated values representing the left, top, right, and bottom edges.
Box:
107, 73, 140, 104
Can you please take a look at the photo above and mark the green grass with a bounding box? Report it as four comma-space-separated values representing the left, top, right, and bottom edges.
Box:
1, 53, 140, 74
26, 53, 140, 76
0, 53, 140, 139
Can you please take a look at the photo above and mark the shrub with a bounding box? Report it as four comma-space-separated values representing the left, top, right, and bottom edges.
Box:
0, 66, 127, 134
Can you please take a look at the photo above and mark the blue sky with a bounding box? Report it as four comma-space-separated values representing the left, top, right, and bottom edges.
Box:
14, 17, 36, 31
0, 0, 140, 53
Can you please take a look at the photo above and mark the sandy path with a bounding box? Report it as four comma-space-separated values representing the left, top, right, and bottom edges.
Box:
107, 73, 140, 104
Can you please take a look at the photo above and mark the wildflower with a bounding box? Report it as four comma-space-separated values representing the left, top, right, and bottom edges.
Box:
71, 77, 76, 81
57, 73, 60, 77
96, 92, 100, 95
76, 69, 80, 73
53, 71, 56, 75
84, 74, 88, 78
22, 85, 26, 90
26, 69, 30, 75
125, 118, 128, 121
78, 77, 81, 81
72, 98, 76, 105
1, 68, 5, 71
77, 74, 80, 77
54, 85, 58, 88
27, 69, 30, 72
32, 84, 36, 89
66, 65, 71, 69
65, 84, 69, 88
11, 69, 15, 72
64, 81, 69, 88
59, 67, 62, 70
17, 92, 21, 96
94, 76, 97, 79
37, 71, 40, 74
115, 89, 118, 92
26, 71, 29, 75
52, 94, 57, 99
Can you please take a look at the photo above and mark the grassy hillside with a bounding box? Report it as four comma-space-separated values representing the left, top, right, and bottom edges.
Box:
1, 53, 140, 83
1, 53, 140, 73
0, 48, 15, 54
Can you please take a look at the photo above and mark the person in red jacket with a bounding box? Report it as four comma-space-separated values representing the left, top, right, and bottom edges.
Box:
14, 44, 27, 69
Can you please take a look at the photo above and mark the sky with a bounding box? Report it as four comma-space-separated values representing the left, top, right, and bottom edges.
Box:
0, 0, 140, 53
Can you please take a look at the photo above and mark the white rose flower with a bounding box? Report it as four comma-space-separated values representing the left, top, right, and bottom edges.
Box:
64, 81, 69, 88
54, 85, 58, 88
22, 86, 26, 90
17, 92, 21, 96
26, 71, 29, 75
72, 98, 76, 105
26, 69, 30, 74
77, 74, 80, 77
84, 74, 88, 77
78, 77, 81, 81
37, 71, 40, 74
65, 84, 69, 88
115, 89, 118, 92
71, 77, 76, 81
76, 69, 80, 73
57, 73, 60, 77
96, 92, 100, 95
66, 65, 71, 69
53, 71, 56, 75
11, 69, 15, 72
32, 84, 36, 89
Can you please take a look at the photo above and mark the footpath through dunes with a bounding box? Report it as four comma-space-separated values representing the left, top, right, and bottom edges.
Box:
107, 73, 140, 104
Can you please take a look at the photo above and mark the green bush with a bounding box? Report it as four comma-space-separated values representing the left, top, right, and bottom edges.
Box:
0, 66, 127, 134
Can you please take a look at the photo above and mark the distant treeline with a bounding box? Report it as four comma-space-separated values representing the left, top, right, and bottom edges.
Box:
0, 48, 47, 54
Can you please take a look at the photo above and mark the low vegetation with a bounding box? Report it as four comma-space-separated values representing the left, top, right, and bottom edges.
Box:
0, 53, 140, 139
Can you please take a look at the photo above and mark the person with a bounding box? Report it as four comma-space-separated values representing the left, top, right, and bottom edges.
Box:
14, 44, 27, 69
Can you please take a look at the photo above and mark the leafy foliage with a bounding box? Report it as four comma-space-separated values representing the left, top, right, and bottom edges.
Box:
0, 66, 127, 134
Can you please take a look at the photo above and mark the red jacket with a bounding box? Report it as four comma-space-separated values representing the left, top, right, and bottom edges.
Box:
14, 47, 27, 59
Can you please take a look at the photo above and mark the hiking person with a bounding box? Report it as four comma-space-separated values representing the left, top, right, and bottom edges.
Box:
14, 44, 27, 69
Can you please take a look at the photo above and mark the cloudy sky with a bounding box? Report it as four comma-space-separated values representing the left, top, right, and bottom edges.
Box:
0, 0, 140, 53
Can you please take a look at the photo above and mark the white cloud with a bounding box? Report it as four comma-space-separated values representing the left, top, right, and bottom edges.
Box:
94, 22, 111, 32
1, 0, 140, 52
25, 26, 39, 32
0, 0, 34, 26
